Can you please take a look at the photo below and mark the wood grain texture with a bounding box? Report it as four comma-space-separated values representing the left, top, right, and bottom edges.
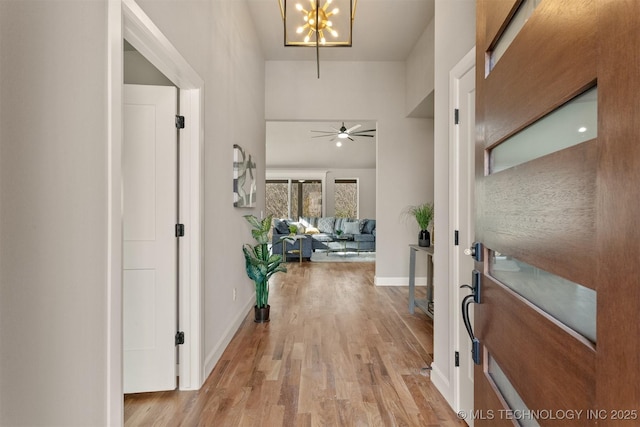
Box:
477, 140, 597, 289
484, 0, 596, 147
125, 262, 465, 426
474, 366, 517, 427
475, 278, 595, 426
482, 0, 520, 52
595, 0, 640, 423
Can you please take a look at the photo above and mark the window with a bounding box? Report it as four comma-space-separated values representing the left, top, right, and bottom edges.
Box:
265, 180, 289, 219
266, 179, 322, 219
334, 179, 358, 218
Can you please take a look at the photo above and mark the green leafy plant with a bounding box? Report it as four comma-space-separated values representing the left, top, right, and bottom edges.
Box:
404, 202, 434, 230
288, 224, 298, 235
335, 229, 343, 236
242, 214, 287, 309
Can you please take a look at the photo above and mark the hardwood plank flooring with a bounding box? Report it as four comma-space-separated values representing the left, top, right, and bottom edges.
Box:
125, 262, 466, 426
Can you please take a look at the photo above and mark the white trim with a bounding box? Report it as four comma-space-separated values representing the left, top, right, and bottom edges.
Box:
446, 46, 476, 413
176, 89, 204, 390
122, 0, 202, 90
430, 361, 451, 394
107, 1, 123, 424
203, 298, 254, 377
374, 276, 427, 287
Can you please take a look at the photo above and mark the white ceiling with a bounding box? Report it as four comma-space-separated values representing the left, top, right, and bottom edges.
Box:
248, 0, 434, 169
266, 120, 377, 169
247, 0, 435, 62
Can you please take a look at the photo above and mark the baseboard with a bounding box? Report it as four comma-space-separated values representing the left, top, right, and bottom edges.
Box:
203, 297, 254, 379
374, 276, 427, 286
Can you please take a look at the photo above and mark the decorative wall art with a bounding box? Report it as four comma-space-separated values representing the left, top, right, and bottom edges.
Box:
233, 144, 257, 207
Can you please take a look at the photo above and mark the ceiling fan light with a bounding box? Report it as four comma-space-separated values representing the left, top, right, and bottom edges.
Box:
338, 132, 348, 139
336, 141, 342, 147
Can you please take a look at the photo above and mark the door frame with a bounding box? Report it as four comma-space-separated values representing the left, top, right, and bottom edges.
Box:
108, 0, 204, 423
448, 46, 476, 415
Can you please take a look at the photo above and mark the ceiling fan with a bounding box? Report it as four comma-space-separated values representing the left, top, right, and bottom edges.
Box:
310, 122, 376, 146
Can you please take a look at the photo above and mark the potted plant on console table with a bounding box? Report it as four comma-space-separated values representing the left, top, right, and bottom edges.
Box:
242, 214, 287, 323
405, 202, 434, 247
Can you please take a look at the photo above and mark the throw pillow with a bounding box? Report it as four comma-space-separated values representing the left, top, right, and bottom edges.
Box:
274, 219, 290, 235
343, 220, 360, 235
363, 219, 376, 234
317, 217, 335, 234
304, 226, 320, 235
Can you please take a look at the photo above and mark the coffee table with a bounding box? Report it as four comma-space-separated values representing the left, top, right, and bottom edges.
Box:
327, 234, 358, 255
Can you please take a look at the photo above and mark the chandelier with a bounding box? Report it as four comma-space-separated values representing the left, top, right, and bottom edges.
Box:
280, 0, 356, 77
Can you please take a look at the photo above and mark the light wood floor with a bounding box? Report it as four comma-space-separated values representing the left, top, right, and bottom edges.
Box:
124, 261, 466, 426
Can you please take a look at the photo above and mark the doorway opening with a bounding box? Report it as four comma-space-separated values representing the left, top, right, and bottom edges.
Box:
108, 0, 204, 422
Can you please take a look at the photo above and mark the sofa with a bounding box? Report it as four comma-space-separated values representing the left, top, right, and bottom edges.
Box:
271, 216, 376, 261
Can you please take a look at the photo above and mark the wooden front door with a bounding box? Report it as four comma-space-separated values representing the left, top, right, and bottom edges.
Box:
472, 1, 640, 426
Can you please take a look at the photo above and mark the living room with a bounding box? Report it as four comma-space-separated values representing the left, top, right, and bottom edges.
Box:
265, 120, 377, 262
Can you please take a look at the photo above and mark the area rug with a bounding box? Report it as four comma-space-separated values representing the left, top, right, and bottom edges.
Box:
310, 251, 376, 263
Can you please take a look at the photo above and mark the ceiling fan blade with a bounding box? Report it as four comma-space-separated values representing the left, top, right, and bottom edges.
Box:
310, 130, 336, 134
348, 136, 354, 141
351, 129, 376, 134
346, 124, 361, 133
311, 134, 333, 138
353, 134, 375, 138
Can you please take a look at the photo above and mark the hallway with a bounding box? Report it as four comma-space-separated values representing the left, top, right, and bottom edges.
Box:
125, 262, 465, 426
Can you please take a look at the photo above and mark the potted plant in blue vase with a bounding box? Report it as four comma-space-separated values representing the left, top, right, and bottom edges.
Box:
242, 214, 287, 322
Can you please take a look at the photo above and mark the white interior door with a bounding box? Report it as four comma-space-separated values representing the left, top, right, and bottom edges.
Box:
123, 84, 177, 394
451, 50, 476, 425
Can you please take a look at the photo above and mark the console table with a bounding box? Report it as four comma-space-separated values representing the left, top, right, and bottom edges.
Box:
408, 244, 434, 318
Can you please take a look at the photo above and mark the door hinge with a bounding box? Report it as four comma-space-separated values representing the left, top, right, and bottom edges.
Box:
175, 223, 185, 237
175, 115, 185, 129
454, 230, 459, 246
454, 108, 459, 125
455, 351, 460, 367
175, 331, 185, 346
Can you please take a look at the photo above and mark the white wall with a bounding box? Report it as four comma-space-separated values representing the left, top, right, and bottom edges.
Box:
0, 0, 266, 424
124, 49, 174, 86
431, 0, 476, 407
0, 1, 108, 424
266, 61, 433, 283
406, 19, 435, 116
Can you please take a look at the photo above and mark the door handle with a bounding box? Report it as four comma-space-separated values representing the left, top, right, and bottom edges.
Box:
461, 269, 482, 365
463, 241, 483, 262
